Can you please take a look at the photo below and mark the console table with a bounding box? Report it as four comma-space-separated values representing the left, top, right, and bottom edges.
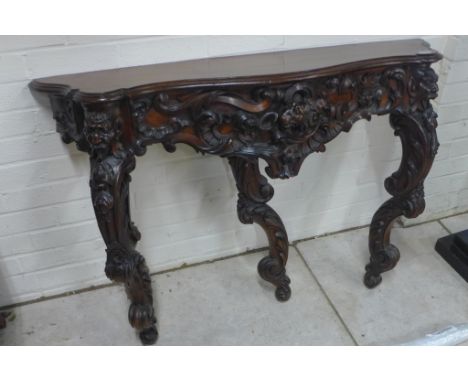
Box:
29, 39, 442, 345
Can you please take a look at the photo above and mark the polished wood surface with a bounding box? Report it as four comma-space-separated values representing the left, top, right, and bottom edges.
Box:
30, 39, 441, 99
29, 39, 442, 345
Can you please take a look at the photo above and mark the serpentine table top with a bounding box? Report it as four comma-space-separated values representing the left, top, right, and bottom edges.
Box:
31, 39, 440, 98
30, 39, 442, 345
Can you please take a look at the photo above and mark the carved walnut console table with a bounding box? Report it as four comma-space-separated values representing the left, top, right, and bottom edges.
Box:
29, 39, 442, 345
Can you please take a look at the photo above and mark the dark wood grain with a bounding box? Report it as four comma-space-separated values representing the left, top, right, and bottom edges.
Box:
30, 39, 441, 101
228, 156, 291, 301
29, 39, 442, 345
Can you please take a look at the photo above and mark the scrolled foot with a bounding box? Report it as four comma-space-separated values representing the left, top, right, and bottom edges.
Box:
258, 256, 291, 301
275, 284, 291, 302
363, 269, 382, 289
139, 325, 158, 345
363, 245, 400, 288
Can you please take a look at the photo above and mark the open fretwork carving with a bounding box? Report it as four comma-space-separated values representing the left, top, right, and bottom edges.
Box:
130, 66, 411, 179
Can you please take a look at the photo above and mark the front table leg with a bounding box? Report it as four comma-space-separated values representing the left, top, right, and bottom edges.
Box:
228, 157, 291, 301
90, 149, 158, 344
365, 108, 439, 288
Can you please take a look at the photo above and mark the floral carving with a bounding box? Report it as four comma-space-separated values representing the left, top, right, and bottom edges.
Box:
89, 149, 157, 344
130, 66, 424, 179
365, 65, 440, 288
50, 92, 91, 152
39, 49, 441, 344
93, 191, 114, 215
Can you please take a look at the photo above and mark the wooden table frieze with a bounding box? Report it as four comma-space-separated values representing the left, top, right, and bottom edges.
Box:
29, 39, 442, 345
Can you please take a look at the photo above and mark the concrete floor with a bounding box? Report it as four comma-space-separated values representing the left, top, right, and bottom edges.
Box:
2, 213, 468, 345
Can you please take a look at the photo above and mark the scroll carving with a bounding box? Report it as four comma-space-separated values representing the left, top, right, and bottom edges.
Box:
130, 66, 411, 179
365, 65, 439, 287
50, 91, 89, 152
89, 148, 157, 344
41, 55, 441, 344
228, 156, 291, 301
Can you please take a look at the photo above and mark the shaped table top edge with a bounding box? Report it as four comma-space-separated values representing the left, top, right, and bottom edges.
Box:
29, 38, 443, 104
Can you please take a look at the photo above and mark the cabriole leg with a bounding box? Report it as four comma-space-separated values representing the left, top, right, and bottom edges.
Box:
228, 156, 291, 301
365, 108, 439, 288
90, 149, 158, 344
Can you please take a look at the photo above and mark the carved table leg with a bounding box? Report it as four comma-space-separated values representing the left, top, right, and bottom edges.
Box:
365, 107, 439, 288
90, 149, 157, 344
228, 156, 291, 301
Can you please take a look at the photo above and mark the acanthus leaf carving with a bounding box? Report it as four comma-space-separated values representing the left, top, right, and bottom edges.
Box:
37, 48, 441, 344
130, 65, 420, 179
365, 64, 440, 288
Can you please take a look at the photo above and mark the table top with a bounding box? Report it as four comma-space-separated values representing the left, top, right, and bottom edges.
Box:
30, 39, 442, 101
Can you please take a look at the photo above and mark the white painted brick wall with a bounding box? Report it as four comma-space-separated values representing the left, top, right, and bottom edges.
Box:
0, 35, 467, 306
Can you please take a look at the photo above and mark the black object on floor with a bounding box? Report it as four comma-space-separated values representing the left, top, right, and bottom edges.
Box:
435, 229, 468, 282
